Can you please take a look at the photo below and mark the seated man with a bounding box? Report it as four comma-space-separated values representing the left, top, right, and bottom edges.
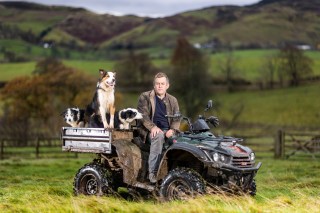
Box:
137, 72, 180, 183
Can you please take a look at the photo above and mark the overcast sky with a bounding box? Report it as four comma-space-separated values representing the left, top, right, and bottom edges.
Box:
2, 0, 261, 17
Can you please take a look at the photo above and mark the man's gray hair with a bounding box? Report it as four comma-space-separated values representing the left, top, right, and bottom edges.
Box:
153, 72, 169, 85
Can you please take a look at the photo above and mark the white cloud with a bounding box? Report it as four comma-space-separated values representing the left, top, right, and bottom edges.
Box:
2, 0, 260, 17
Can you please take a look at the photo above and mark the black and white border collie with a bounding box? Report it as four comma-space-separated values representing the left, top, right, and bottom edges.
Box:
87, 69, 116, 129
89, 108, 143, 129
63, 107, 142, 130
61, 107, 86, 127
116, 108, 143, 129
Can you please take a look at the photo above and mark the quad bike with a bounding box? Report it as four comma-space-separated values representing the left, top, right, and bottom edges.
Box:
61, 100, 261, 201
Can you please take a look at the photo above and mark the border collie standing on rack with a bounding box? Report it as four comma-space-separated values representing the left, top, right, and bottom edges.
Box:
87, 69, 116, 129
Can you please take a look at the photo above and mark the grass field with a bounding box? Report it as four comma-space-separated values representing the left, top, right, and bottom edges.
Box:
209, 49, 320, 80
0, 153, 319, 212
212, 83, 320, 133
1, 49, 320, 81
0, 61, 35, 81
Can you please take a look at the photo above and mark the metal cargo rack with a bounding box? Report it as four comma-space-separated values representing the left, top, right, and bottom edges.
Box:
61, 127, 112, 154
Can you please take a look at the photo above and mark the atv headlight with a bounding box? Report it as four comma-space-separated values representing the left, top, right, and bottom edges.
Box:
220, 154, 225, 162
250, 152, 255, 161
213, 153, 219, 162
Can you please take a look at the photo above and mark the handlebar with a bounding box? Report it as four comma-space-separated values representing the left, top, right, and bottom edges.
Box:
165, 100, 219, 133
165, 113, 182, 119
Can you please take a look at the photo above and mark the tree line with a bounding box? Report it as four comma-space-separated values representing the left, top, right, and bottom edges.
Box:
216, 44, 313, 92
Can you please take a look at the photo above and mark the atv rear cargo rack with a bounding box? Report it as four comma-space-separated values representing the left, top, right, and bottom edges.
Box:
61, 127, 112, 154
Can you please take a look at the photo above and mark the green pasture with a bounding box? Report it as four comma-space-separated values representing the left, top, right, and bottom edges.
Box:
0, 153, 319, 212
0, 39, 113, 62
1, 49, 320, 134
0, 39, 48, 59
209, 49, 320, 80
1, 62, 319, 133
3, 10, 66, 34
0, 61, 35, 81
213, 83, 320, 133
1, 49, 320, 81
0, 60, 115, 81
63, 60, 116, 75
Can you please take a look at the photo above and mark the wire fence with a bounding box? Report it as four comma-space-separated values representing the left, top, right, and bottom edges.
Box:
0, 137, 80, 159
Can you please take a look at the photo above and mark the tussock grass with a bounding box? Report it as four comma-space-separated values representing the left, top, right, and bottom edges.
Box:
0, 156, 319, 212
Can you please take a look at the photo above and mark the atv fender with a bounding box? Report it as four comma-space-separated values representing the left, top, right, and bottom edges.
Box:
112, 138, 142, 185
157, 143, 208, 180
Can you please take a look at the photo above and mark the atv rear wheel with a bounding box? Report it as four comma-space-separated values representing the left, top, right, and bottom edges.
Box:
160, 167, 206, 201
73, 162, 113, 196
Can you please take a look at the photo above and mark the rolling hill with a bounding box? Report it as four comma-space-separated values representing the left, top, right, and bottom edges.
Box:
0, 0, 320, 59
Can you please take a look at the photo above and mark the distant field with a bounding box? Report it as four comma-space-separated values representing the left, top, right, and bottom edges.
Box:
209, 49, 320, 80
0, 155, 319, 212
0, 39, 111, 62
0, 60, 116, 81
1, 56, 320, 132
63, 60, 116, 75
1, 49, 319, 81
0, 61, 35, 81
213, 83, 320, 132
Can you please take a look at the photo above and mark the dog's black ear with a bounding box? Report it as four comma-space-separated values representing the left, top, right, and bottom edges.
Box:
127, 110, 136, 118
99, 69, 106, 77
73, 109, 78, 115
120, 110, 128, 119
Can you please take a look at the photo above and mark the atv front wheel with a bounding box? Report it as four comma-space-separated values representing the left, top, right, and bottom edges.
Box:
160, 167, 206, 201
73, 162, 113, 196
247, 179, 257, 196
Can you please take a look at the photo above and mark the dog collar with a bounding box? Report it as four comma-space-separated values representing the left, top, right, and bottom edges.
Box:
97, 84, 107, 92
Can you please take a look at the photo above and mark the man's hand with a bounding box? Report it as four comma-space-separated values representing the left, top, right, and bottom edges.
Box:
165, 129, 175, 138
150, 126, 163, 138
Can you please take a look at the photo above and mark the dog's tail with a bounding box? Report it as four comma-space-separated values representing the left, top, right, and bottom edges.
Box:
85, 104, 95, 118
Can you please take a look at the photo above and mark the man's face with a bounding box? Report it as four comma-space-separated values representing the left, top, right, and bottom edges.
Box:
154, 77, 169, 97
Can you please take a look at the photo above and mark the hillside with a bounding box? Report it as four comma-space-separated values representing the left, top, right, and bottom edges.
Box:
111, 0, 320, 50
0, 0, 320, 59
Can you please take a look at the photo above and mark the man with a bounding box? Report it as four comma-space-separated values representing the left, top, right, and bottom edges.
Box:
137, 72, 180, 183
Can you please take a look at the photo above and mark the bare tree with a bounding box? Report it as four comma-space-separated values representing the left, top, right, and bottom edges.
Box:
171, 37, 211, 117
115, 50, 158, 89
261, 53, 280, 89
217, 49, 238, 92
278, 45, 313, 87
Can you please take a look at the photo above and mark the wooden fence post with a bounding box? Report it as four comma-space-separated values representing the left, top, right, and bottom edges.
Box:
36, 137, 40, 159
0, 140, 4, 160
274, 129, 285, 158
